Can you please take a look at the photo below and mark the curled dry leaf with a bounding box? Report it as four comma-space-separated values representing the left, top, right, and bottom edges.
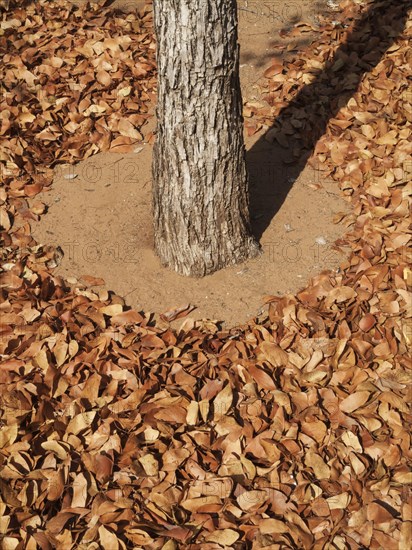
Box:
160, 303, 196, 322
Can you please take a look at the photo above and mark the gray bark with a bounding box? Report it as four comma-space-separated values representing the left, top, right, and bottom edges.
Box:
152, 0, 260, 277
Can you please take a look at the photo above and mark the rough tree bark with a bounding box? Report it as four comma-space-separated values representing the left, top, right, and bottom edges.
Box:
152, 0, 260, 277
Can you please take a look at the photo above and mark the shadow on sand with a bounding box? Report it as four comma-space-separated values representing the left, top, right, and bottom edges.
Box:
247, 0, 410, 240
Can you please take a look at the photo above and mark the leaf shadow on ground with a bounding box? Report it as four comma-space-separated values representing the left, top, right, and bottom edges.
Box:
247, 0, 410, 241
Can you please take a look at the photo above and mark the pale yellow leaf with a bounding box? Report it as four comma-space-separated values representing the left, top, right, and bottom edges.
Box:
327, 492, 351, 510
213, 383, 233, 421
66, 411, 96, 435
340, 391, 370, 413
205, 529, 239, 545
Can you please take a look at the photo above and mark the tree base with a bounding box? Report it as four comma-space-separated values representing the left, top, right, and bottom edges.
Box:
155, 235, 262, 278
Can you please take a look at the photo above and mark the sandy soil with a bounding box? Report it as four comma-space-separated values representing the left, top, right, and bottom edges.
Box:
33, 0, 349, 327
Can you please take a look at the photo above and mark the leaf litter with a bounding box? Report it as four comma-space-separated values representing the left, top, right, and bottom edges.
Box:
0, 0, 411, 548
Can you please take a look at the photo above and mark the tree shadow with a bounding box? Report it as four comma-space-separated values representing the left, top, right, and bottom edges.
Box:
239, 0, 329, 70
247, 0, 410, 240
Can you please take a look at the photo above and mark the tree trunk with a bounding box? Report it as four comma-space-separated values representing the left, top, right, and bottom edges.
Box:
152, 0, 260, 277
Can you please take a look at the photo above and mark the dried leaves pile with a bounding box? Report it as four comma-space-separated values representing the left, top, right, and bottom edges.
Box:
0, 0, 411, 548
1, 0, 155, 177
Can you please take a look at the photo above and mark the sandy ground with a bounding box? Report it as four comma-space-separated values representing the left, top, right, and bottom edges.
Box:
33, 0, 349, 327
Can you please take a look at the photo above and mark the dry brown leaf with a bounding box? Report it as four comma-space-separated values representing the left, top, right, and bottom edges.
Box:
259, 518, 289, 534
213, 383, 233, 421
161, 304, 196, 322
258, 341, 289, 367
339, 391, 370, 413
205, 529, 239, 545
237, 490, 266, 511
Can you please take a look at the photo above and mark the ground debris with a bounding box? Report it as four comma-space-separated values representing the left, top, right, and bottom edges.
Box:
0, 0, 411, 548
